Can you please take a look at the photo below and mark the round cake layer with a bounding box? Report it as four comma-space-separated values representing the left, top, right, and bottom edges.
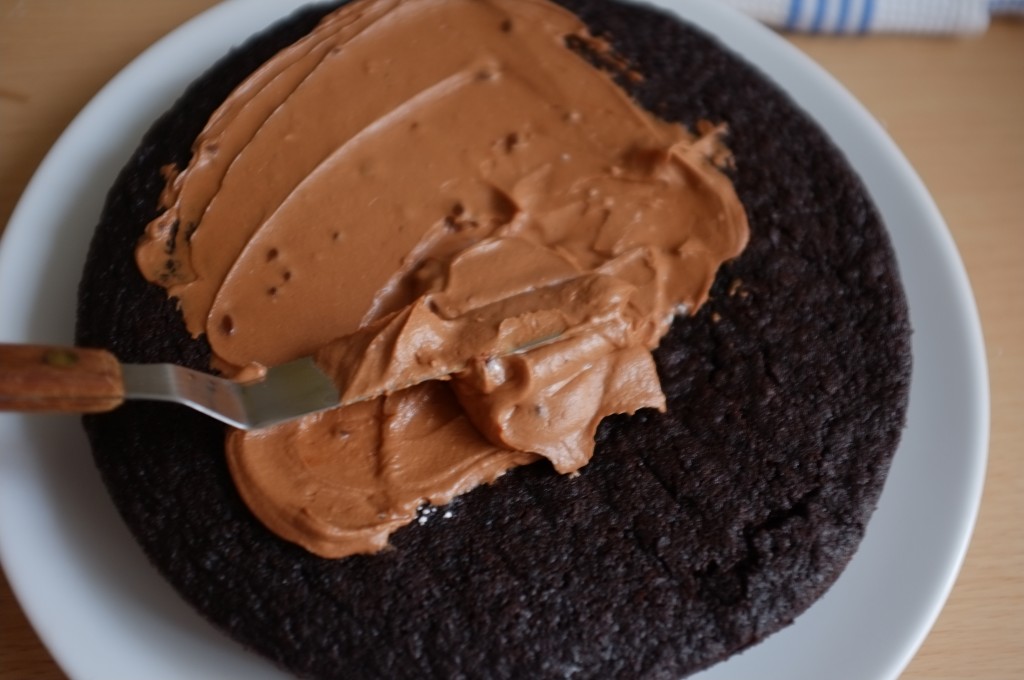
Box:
76, 1, 911, 678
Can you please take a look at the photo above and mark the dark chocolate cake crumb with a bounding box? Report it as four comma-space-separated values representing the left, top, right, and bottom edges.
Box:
76, 2, 911, 678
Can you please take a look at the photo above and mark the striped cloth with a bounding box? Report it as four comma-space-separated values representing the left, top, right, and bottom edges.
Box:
719, 0, 1024, 34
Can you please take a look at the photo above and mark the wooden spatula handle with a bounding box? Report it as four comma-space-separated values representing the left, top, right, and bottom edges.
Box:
0, 344, 125, 413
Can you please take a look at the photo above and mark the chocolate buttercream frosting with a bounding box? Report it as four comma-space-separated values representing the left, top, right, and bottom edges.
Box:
136, 0, 748, 557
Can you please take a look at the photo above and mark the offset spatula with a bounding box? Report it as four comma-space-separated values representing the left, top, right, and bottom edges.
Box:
0, 332, 565, 429
0, 282, 605, 429
0, 344, 341, 430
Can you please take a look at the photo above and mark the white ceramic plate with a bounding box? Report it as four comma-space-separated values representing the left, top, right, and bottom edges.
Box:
0, 1, 988, 679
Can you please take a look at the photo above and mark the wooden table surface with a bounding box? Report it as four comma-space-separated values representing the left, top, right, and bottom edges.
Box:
1, 2, 1021, 679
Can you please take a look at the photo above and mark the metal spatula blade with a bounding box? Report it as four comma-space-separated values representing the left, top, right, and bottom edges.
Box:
119, 357, 340, 430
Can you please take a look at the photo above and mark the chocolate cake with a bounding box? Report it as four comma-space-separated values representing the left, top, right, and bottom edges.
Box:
75, 0, 911, 678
